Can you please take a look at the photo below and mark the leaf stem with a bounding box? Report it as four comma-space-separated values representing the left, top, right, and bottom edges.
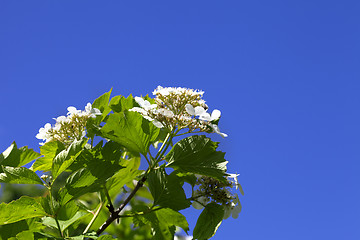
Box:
55, 218, 63, 238
48, 187, 63, 238
103, 185, 114, 213
83, 201, 104, 234
155, 131, 172, 159
118, 206, 163, 218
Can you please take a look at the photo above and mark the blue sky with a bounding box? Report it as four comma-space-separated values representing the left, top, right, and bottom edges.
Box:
1, 1, 360, 239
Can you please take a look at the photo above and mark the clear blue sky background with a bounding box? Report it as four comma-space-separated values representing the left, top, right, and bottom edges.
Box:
1, 1, 360, 239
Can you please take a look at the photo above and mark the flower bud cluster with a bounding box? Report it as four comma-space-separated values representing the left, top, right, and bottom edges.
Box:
192, 174, 242, 219
130, 86, 227, 137
36, 103, 101, 146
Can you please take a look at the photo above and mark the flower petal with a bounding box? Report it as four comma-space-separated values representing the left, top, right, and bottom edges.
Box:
210, 109, 221, 121
185, 104, 195, 115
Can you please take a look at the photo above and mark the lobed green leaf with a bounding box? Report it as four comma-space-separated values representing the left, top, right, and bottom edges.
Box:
60, 143, 124, 204
0, 166, 43, 185
166, 135, 228, 181
109, 94, 136, 113
52, 139, 87, 179
0, 196, 48, 225
0, 142, 41, 170
100, 111, 159, 155
31, 141, 65, 172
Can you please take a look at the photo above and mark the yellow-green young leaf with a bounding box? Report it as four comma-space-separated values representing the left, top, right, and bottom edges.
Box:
193, 203, 224, 240
166, 135, 228, 182
87, 89, 113, 140
100, 111, 160, 155
52, 139, 87, 179
0, 142, 41, 169
0, 166, 43, 185
109, 94, 136, 113
31, 141, 65, 172
92, 88, 113, 118
0, 196, 48, 225
15, 231, 34, 240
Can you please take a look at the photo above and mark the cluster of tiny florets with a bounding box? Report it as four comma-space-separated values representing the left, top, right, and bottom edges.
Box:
36, 103, 101, 146
195, 176, 233, 205
130, 86, 227, 137
192, 174, 241, 219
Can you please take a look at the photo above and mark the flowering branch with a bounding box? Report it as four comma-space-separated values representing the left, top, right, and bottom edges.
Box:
0, 86, 242, 240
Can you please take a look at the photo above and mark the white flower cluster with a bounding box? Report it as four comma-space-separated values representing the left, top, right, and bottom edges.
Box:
130, 86, 227, 137
36, 103, 101, 146
191, 173, 242, 219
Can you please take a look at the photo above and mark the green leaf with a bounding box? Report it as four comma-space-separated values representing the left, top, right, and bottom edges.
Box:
0, 220, 34, 240
193, 202, 224, 240
0, 142, 41, 169
52, 139, 87, 179
60, 144, 124, 204
106, 156, 142, 199
133, 208, 173, 240
15, 231, 34, 240
133, 207, 188, 240
92, 88, 113, 118
175, 172, 198, 187
109, 94, 136, 113
100, 111, 160, 155
31, 141, 65, 172
0, 166, 43, 185
166, 135, 228, 181
148, 168, 191, 211
156, 208, 189, 234
42, 211, 88, 231
86, 89, 113, 139
0, 196, 48, 225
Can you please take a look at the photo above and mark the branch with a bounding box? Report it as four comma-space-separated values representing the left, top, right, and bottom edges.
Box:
96, 175, 147, 235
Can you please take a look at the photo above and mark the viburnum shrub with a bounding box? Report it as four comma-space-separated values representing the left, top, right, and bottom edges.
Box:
0, 86, 243, 240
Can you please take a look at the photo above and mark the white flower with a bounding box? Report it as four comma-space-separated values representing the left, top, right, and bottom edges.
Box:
53, 115, 68, 123
67, 106, 80, 115
192, 190, 209, 210
134, 97, 156, 111
36, 103, 102, 145
84, 103, 102, 118
198, 109, 221, 121
158, 108, 174, 118
223, 194, 241, 219
227, 173, 240, 189
185, 104, 221, 121
152, 120, 164, 128
36, 123, 52, 145
129, 107, 147, 115
185, 104, 206, 116
192, 196, 208, 210
129, 99, 165, 128
210, 124, 228, 138
153, 86, 204, 97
